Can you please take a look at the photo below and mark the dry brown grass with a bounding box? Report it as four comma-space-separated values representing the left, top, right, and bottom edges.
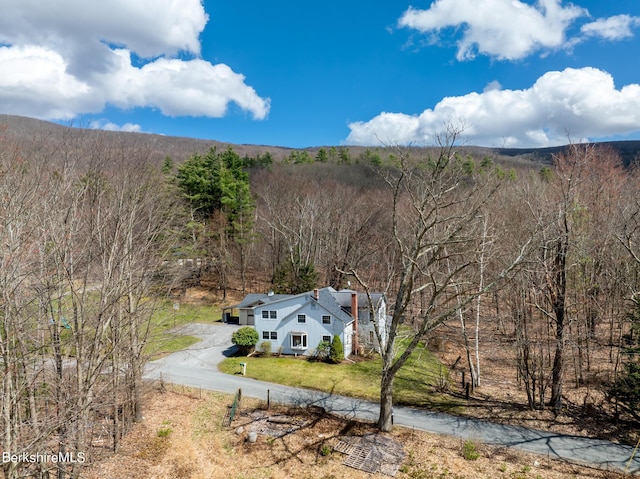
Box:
82, 384, 632, 479
429, 318, 639, 446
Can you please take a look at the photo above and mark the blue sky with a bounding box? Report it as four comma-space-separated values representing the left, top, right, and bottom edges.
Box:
1, 1, 640, 148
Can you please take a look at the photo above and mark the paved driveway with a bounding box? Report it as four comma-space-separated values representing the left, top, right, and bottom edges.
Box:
145, 323, 242, 394
144, 324, 640, 474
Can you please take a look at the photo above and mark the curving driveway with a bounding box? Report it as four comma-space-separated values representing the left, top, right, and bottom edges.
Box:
144, 323, 640, 474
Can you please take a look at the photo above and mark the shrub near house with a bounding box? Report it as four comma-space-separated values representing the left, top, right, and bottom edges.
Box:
232, 327, 259, 355
330, 335, 344, 364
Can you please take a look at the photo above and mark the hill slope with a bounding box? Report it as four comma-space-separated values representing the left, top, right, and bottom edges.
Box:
2, 114, 639, 166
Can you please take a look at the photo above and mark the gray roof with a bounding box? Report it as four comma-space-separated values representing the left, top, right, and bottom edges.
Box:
256, 287, 354, 325
231, 293, 290, 309
330, 289, 385, 311
232, 287, 383, 324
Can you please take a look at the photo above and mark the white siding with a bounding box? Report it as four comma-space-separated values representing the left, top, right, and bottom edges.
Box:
254, 295, 350, 357
355, 297, 387, 353
376, 298, 387, 351
343, 324, 353, 359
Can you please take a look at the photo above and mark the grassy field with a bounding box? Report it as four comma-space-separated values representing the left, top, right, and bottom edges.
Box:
145, 301, 222, 359
219, 340, 461, 411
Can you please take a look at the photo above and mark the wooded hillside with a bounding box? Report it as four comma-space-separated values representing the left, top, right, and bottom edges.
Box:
3, 116, 640, 477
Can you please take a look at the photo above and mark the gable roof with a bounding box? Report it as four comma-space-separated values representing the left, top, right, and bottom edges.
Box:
249, 290, 309, 308
245, 287, 354, 325
315, 287, 353, 325
238, 287, 384, 325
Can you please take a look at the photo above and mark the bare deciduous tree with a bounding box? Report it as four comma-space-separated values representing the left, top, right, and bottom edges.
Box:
346, 127, 530, 431
518, 143, 625, 413
0, 131, 176, 479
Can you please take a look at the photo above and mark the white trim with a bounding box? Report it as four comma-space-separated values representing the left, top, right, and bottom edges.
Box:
290, 332, 308, 350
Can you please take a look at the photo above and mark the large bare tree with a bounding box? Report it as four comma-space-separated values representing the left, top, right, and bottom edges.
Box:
346, 129, 530, 431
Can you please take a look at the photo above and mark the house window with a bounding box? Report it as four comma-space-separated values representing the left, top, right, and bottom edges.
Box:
270, 331, 278, 340
322, 315, 331, 324
291, 332, 307, 349
262, 331, 269, 340
297, 314, 306, 323
263, 331, 277, 340
262, 311, 269, 319
262, 310, 277, 320
322, 335, 331, 343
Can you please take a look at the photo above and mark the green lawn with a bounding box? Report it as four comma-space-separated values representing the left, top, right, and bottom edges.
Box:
145, 301, 222, 359
219, 341, 462, 412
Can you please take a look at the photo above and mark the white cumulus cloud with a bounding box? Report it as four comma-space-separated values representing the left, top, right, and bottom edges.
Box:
89, 120, 142, 133
105, 51, 270, 119
346, 67, 640, 148
581, 14, 640, 40
0, 0, 270, 122
398, 0, 586, 60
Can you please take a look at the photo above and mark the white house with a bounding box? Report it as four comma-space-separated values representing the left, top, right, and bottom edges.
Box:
224, 287, 387, 358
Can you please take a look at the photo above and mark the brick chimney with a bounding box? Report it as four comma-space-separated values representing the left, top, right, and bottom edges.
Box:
313, 288, 319, 300
351, 292, 358, 355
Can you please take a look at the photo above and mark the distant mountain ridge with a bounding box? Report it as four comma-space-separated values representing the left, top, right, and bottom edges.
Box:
2, 114, 639, 166
0, 114, 295, 164
496, 142, 640, 166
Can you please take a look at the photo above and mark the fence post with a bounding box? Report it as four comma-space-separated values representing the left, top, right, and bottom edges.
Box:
225, 388, 243, 427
